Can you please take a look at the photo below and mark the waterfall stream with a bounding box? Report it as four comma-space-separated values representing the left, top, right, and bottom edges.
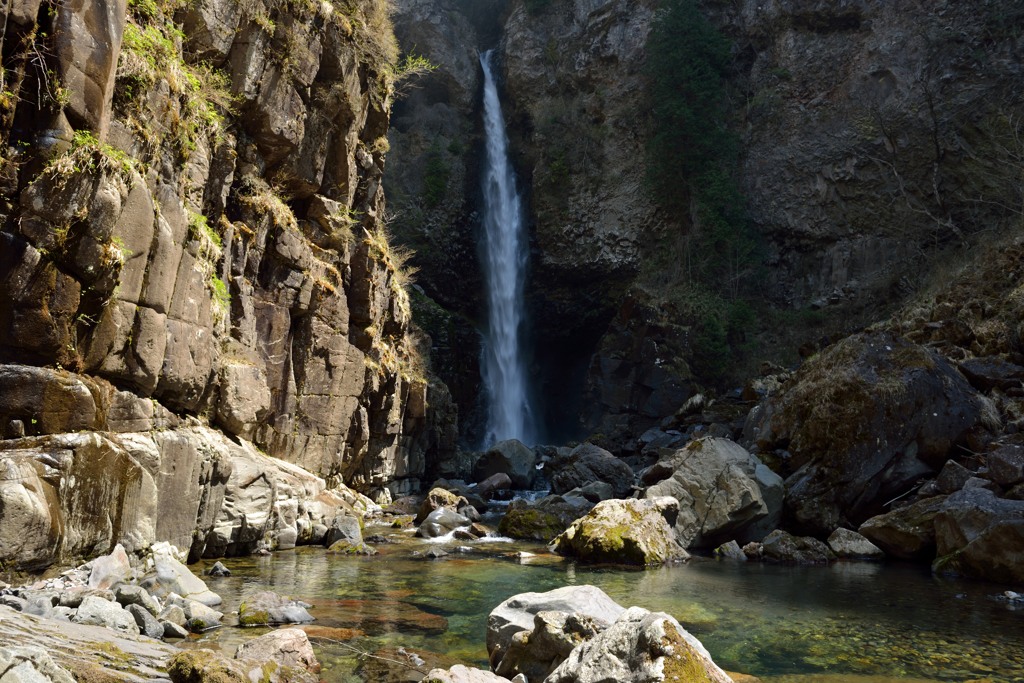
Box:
479, 50, 535, 446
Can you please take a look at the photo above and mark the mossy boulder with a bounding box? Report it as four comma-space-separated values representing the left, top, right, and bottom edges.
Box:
550, 498, 687, 566
498, 495, 592, 542
746, 331, 992, 534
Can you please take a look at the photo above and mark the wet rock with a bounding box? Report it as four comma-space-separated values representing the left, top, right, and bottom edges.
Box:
498, 495, 593, 542
460, 505, 482, 523
473, 440, 537, 490
323, 512, 364, 548
238, 591, 314, 627
644, 437, 783, 547
207, 562, 231, 577
162, 621, 189, 639
827, 528, 885, 560
760, 530, 835, 564
932, 488, 1024, 583
416, 507, 470, 539
545, 607, 732, 683
477, 473, 513, 498
71, 595, 140, 635
167, 650, 253, 683
165, 595, 223, 632
714, 540, 747, 561
126, 603, 164, 639
573, 482, 615, 504
858, 495, 949, 560
0, 596, 27, 612
415, 488, 468, 525
417, 548, 449, 559
326, 540, 377, 556
551, 498, 688, 566
742, 542, 763, 559
0, 646, 75, 683
547, 443, 634, 499
357, 646, 460, 683
747, 332, 990, 534
487, 586, 625, 672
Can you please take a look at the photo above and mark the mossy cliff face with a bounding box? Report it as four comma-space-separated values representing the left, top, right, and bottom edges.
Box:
0, 0, 456, 570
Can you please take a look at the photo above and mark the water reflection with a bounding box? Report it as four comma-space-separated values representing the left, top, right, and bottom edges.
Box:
190, 530, 1024, 682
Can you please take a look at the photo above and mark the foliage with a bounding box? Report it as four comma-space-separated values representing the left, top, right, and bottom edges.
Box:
45, 129, 139, 184
115, 4, 234, 158
643, 0, 764, 383
422, 147, 449, 207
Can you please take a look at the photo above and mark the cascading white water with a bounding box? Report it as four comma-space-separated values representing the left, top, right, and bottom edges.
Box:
479, 49, 536, 446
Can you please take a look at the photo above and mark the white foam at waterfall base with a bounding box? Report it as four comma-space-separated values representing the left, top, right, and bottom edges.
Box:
478, 49, 537, 446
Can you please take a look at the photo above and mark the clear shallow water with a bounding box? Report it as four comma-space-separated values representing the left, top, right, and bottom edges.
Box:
188, 525, 1024, 682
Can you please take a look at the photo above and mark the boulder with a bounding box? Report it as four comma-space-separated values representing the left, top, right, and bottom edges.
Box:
415, 487, 468, 525
0, 647, 75, 683
207, 562, 231, 577
550, 498, 688, 566
477, 472, 513, 498
826, 528, 885, 560
416, 507, 471, 539
473, 440, 537, 490
643, 438, 783, 547
858, 495, 948, 560
936, 460, 973, 494
165, 595, 223, 632
932, 488, 1024, 583
323, 512, 363, 548
987, 445, 1024, 487
423, 666, 513, 683
486, 586, 625, 670
126, 603, 165, 639
235, 628, 320, 675
547, 444, 634, 498
238, 591, 314, 626
498, 495, 593, 542
494, 611, 607, 683
958, 357, 1024, 392
70, 595, 140, 635
141, 543, 222, 607
760, 530, 835, 564
713, 540, 747, 561
88, 544, 132, 590
746, 332, 990, 534
545, 607, 732, 683
114, 584, 161, 615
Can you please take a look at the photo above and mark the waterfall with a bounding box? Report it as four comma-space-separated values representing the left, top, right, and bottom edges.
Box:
479, 50, 536, 446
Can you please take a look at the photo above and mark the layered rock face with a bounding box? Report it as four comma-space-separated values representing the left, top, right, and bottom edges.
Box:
0, 0, 455, 569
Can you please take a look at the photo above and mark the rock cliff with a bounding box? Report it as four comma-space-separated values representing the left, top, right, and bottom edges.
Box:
387, 0, 1024, 440
0, 0, 456, 571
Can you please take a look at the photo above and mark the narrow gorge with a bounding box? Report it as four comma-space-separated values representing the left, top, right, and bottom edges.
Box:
0, 0, 1023, 681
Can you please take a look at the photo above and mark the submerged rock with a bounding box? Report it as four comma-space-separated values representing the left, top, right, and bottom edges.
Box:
550, 498, 688, 566
238, 591, 314, 627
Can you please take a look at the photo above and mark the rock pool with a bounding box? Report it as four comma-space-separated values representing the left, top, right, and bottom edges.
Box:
186, 524, 1024, 682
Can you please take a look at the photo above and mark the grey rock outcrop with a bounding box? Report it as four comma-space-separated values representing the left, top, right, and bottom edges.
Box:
644, 437, 782, 548
498, 495, 594, 542
71, 595, 140, 635
932, 488, 1024, 584
0, 647, 76, 683
760, 530, 836, 564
